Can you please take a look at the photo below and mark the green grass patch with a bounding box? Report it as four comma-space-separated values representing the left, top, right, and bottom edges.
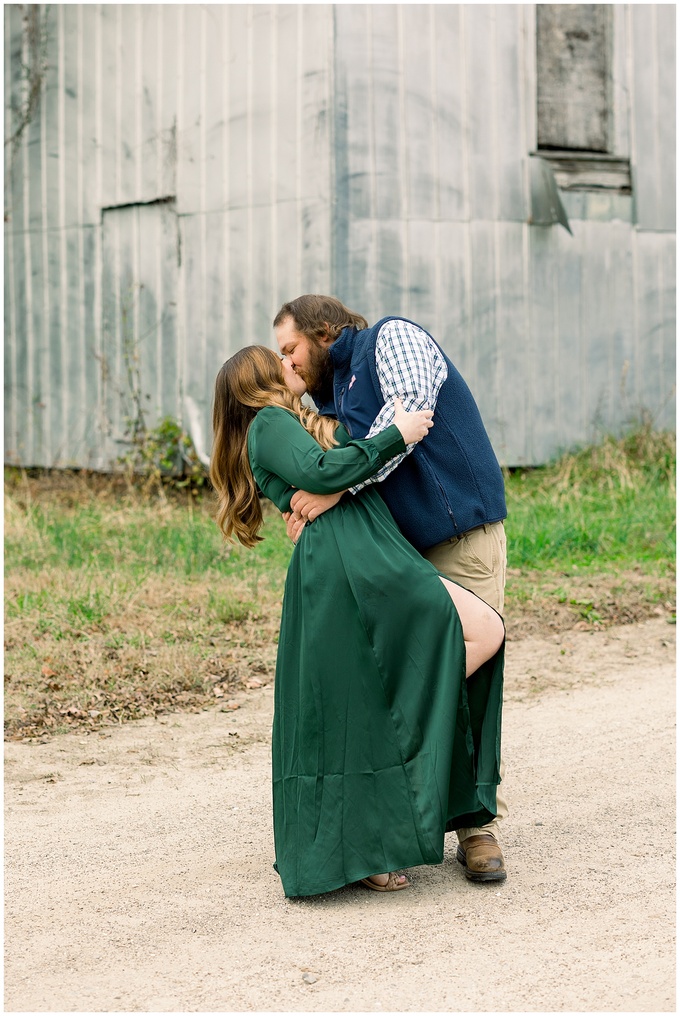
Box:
4, 424, 675, 740
502, 425, 675, 635
4, 496, 293, 580
505, 427, 675, 573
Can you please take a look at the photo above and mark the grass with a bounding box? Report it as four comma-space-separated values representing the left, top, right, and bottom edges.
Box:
502, 425, 675, 635
4, 424, 675, 740
4, 473, 291, 740
505, 426, 675, 571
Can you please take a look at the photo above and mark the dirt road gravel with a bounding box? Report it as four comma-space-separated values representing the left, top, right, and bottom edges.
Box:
5, 618, 676, 1013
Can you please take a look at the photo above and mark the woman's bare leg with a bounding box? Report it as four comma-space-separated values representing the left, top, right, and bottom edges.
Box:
439, 577, 505, 678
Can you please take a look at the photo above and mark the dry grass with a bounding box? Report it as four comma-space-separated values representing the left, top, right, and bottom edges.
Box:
5, 568, 282, 742
503, 568, 674, 640
5, 426, 676, 743
4, 469, 287, 741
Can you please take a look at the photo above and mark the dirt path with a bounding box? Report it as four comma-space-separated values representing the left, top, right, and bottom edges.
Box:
5, 619, 676, 1013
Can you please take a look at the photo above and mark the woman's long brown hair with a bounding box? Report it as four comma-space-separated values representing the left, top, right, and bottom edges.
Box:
210, 345, 339, 547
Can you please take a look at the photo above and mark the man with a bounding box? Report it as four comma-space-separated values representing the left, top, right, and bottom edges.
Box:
274, 294, 509, 883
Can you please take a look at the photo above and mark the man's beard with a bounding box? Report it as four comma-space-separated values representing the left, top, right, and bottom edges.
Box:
298, 340, 334, 398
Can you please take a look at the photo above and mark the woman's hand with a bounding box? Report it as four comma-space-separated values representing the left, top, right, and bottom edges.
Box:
290, 489, 344, 521
393, 398, 434, 445
282, 511, 306, 544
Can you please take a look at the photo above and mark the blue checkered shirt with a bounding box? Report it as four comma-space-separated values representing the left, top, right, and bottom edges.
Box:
350, 319, 447, 492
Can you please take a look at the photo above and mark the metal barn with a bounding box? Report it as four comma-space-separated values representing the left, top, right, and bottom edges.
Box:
4, 4, 675, 469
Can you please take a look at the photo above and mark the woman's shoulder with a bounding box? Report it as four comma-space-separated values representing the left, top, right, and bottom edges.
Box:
248, 404, 299, 443
257, 404, 296, 417
251, 405, 298, 427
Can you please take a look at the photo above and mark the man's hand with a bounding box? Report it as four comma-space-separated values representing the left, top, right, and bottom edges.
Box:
282, 511, 306, 544
290, 489, 344, 521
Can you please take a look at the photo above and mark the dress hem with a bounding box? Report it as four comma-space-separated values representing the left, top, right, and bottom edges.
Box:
281, 847, 445, 899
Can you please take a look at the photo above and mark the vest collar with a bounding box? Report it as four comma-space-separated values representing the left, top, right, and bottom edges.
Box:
329, 326, 357, 371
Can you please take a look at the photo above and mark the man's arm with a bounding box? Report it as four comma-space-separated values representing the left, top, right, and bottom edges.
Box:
286, 320, 446, 531
349, 318, 447, 491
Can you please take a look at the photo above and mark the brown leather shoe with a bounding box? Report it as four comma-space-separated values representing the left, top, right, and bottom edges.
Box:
456, 833, 507, 882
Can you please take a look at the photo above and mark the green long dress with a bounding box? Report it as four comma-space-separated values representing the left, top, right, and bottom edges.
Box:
248, 405, 504, 898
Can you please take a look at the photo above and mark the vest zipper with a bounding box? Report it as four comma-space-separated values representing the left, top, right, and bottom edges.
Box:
337, 386, 347, 433
434, 473, 457, 531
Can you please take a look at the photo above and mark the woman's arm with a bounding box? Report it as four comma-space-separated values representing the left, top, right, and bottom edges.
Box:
248, 406, 406, 496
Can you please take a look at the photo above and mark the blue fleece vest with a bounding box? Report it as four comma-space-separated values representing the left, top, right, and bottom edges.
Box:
314, 317, 507, 552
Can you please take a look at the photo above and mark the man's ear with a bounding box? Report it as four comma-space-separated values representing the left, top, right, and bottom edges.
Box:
319, 323, 334, 347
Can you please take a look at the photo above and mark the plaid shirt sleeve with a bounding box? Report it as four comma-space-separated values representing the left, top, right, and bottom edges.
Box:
349, 319, 447, 492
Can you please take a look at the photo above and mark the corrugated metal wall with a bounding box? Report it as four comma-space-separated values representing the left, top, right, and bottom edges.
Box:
330, 4, 675, 465
4, 4, 335, 469
4, 4, 675, 470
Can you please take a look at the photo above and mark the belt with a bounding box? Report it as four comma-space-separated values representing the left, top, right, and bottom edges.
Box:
448, 521, 499, 544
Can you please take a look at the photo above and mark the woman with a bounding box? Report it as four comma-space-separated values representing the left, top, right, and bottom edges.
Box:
210, 346, 505, 897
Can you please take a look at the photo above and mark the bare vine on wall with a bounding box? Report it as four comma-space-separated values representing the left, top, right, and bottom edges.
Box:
5, 5, 51, 156
99, 280, 206, 491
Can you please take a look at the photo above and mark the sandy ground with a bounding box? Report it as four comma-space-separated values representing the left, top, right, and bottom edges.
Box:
5, 618, 676, 1014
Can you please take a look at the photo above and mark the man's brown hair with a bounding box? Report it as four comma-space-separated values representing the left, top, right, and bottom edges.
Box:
273, 295, 368, 343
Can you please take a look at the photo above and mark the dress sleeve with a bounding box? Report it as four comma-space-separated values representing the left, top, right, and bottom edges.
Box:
248, 406, 405, 496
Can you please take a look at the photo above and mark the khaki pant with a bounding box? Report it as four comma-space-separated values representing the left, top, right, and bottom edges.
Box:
423, 520, 508, 842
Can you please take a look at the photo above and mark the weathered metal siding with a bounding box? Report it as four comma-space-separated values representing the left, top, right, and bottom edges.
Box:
4, 4, 334, 468
629, 3, 676, 232
331, 4, 675, 465
4, 4, 675, 470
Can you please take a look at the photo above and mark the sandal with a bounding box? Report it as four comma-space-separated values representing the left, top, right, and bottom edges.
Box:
360, 872, 411, 892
